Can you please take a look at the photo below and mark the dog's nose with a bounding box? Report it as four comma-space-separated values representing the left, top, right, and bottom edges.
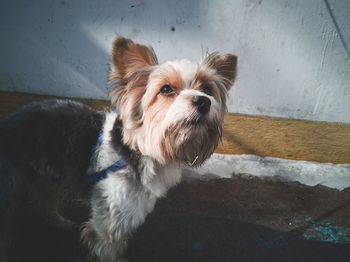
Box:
192, 95, 211, 114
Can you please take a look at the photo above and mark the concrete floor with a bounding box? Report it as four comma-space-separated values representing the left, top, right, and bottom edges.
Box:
11, 175, 350, 262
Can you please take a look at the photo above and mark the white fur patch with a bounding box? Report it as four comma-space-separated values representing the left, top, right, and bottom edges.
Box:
84, 111, 182, 260
140, 157, 182, 197
95, 111, 119, 170
163, 59, 198, 87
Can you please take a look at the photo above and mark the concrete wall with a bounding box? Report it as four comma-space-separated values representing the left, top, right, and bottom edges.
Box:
1, 0, 349, 123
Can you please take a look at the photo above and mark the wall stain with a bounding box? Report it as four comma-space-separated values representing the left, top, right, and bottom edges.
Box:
324, 0, 350, 63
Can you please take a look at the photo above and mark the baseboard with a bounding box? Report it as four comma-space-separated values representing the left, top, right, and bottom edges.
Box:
193, 153, 350, 190
1, 91, 349, 164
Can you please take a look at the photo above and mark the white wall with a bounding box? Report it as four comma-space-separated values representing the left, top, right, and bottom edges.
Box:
1, 0, 349, 123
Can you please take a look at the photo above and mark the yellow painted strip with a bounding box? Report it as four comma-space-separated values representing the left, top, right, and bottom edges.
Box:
1, 91, 349, 164
217, 114, 350, 164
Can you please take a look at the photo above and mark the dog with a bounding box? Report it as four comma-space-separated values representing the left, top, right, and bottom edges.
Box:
0, 37, 237, 261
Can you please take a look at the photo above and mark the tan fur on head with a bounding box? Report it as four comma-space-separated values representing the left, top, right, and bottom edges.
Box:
203, 52, 237, 90
110, 37, 158, 79
110, 37, 237, 166
109, 37, 158, 132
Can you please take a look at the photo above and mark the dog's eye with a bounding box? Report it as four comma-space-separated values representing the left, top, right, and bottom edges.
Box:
160, 84, 176, 96
201, 85, 212, 96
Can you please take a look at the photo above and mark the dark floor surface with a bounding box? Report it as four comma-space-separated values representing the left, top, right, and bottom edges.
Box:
10, 175, 350, 262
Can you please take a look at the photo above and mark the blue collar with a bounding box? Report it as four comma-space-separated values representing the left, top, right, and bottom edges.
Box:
86, 159, 126, 185
85, 132, 127, 185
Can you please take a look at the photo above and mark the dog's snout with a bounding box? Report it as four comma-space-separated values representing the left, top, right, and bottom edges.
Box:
192, 95, 211, 114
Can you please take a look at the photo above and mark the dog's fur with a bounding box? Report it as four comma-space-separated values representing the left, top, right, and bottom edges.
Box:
0, 37, 237, 261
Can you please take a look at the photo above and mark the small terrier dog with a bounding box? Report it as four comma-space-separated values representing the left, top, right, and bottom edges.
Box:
0, 37, 237, 261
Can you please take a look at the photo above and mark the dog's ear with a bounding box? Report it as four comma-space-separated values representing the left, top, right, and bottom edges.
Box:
110, 37, 158, 80
204, 53, 237, 90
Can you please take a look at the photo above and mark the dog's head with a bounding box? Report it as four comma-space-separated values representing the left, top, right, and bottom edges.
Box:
110, 37, 237, 167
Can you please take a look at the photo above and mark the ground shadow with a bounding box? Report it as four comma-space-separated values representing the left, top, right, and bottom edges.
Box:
10, 176, 350, 262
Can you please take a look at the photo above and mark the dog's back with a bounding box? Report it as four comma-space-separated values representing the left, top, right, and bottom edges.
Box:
0, 99, 104, 261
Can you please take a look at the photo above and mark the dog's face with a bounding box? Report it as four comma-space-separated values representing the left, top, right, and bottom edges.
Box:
110, 37, 237, 166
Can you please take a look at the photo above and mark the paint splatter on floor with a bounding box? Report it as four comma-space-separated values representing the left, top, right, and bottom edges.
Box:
303, 220, 350, 244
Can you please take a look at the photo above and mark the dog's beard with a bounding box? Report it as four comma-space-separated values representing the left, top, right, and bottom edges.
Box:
160, 115, 223, 167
